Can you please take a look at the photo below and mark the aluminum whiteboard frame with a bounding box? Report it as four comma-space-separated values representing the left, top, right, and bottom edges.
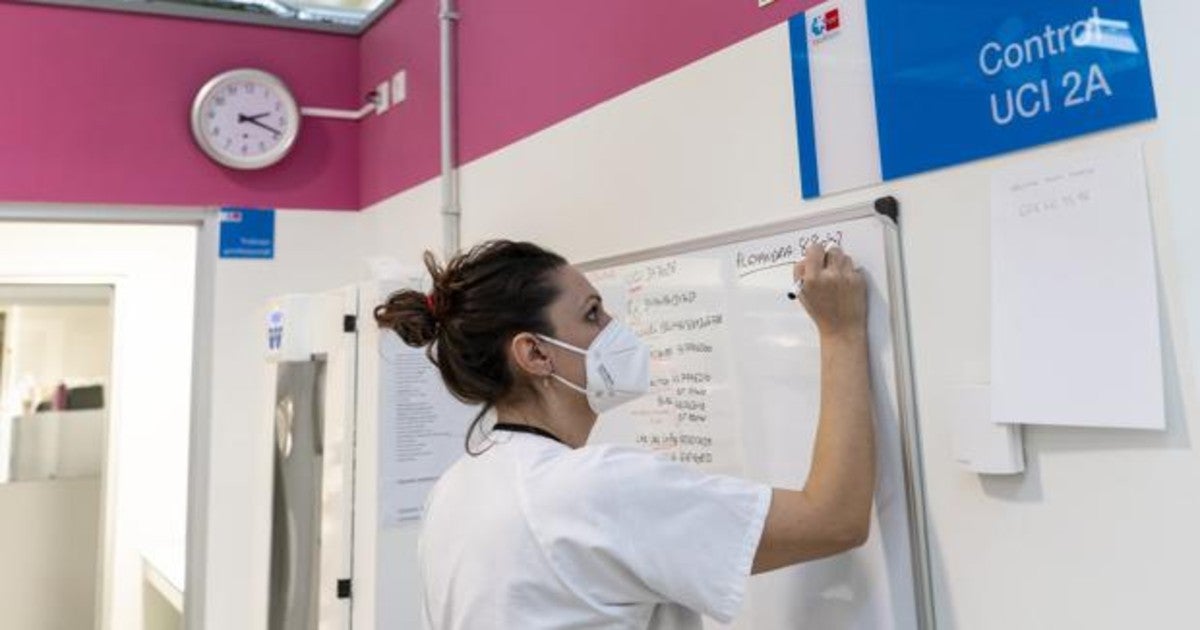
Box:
577, 201, 936, 630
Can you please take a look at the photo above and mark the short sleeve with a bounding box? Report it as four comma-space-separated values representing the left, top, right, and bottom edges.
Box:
520, 445, 772, 623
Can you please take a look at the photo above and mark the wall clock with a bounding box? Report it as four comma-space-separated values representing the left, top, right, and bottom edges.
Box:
191, 68, 301, 170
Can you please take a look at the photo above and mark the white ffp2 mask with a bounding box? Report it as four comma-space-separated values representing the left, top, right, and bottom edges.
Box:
537, 320, 651, 414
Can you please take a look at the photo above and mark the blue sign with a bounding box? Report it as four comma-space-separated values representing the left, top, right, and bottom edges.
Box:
789, 0, 1157, 198
219, 207, 275, 259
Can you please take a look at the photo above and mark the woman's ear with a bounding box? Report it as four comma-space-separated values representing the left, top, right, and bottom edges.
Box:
509, 332, 553, 379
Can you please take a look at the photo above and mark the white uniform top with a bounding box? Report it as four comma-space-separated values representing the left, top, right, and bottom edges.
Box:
419, 429, 772, 630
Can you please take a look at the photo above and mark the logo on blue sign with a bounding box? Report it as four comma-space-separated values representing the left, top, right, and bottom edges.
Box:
267, 309, 284, 351
809, 7, 842, 44
812, 16, 826, 37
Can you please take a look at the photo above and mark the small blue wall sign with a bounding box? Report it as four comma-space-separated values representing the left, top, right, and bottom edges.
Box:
219, 207, 275, 259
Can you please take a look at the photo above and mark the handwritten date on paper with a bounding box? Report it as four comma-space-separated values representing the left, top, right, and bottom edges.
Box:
1009, 167, 1097, 218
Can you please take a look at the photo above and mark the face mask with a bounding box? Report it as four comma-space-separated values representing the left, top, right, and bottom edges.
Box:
536, 319, 651, 414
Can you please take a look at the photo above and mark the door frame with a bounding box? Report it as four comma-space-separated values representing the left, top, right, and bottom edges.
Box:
0, 204, 218, 630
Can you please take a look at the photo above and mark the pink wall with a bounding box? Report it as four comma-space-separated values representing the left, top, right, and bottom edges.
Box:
358, 0, 442, 206
0, 3, 361, 210
359, 0, 818, 207
1, 0, 815, 211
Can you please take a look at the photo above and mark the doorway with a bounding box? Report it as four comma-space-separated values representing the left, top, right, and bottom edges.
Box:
0, 219, 200, 630
0, 284, 113, 629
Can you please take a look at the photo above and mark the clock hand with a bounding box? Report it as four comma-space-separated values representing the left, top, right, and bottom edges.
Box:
243, 118, 283, 136
242, 112, 271, 121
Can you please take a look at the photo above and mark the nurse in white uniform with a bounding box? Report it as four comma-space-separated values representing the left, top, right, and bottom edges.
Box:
375, 239, 873, 629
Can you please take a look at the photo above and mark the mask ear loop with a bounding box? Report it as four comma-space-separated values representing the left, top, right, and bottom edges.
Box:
534, 334, 590, 395
535, 333, 588, 355
548, 372, 588, 395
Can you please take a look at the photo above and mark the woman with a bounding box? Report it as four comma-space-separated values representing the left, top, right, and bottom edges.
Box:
375, 239, 873, 629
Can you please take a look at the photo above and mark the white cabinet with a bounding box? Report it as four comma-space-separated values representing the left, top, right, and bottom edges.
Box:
7, 410, 104, 481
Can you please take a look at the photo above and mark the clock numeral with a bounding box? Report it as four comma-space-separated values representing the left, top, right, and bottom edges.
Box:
224, 138, 232, 148
245, 83, 255, 94
241, 145, 248, 154
274, 102, 282, 112
214, 96, 225, 106
212, 127, 220, 136
227, 85, 237, 94
278, 117, 286, 126
207, 111, 215, 119
259, 141, 267, 151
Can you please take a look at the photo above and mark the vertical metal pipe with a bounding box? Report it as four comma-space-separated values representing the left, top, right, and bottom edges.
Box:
439, 0, 461, 259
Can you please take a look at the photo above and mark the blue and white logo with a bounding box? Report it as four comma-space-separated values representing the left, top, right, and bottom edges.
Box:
267, 309, 284, 352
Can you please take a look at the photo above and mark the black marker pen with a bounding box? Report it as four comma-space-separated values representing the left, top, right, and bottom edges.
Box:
788, 248, 837, 299
787, 281, 803, 301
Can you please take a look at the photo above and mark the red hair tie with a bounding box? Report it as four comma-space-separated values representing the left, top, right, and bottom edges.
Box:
425, 293, 437, 317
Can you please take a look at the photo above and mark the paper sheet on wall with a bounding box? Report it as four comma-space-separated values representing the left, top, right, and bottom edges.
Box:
990, 143, 1164, 429
378, 333, 473, 526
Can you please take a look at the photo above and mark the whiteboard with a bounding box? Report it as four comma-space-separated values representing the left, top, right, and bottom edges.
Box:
580, 200, 934, 630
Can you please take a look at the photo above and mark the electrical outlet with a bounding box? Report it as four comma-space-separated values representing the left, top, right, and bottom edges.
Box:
375, 80, 390, 114
391, 70, 407, 105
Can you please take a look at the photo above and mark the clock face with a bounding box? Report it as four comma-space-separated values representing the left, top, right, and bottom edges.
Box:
191, 69, 300, 170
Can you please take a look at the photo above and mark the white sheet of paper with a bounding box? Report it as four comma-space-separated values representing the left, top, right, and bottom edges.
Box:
990, 143, 1164, 429
951, 385, 1024, 475
378, 334, 473, 526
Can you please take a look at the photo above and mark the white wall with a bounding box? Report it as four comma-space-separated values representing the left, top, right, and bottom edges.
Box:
0, 222, 197, 630
354, 2, 1199, 628
200, 209, 370, 630
7, 304, 112, 395
0, 478, 101, 630
195, 179, 448, 629
351, 180, 443, 630
1146, 0, 1200, 404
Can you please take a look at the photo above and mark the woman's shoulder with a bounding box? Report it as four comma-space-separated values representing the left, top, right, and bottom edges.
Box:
522, 442, 698, 508
531, 442, 664, 476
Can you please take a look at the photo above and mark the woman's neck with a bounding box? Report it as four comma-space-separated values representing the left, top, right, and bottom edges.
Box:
495, 398, 594, 448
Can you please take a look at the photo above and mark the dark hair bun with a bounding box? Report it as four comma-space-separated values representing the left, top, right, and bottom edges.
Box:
375, 251, 450, 347
374, 287, 438, 347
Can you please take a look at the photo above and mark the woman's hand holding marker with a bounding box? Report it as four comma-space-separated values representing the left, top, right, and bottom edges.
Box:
791, 243, 867, 339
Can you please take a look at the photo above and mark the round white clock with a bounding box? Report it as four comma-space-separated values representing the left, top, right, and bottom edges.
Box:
191, 68, 301, 170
